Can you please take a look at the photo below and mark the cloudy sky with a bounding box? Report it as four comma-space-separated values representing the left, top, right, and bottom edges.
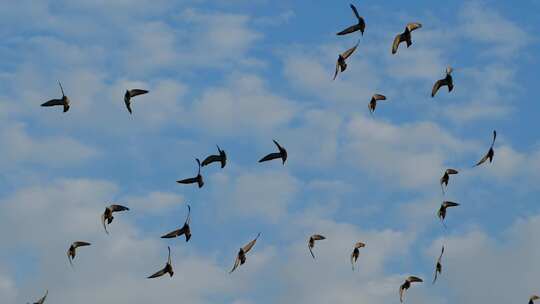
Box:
1, 0, 539, 303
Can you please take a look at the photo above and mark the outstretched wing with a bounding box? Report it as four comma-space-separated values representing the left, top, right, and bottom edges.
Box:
201, 154, 220, 167
399, 285, 405, 303
341, 43, 359, 59
129, 89, 149, 98
73, 241, 91, 248
372, 94, 386, 101
491, 130, 497, 147
41, 99, 63, 107
242, 233, 260, 253
406, 22, 422, 32
392, 34, 402, 54
408, 276, 423, 282
446, 169, 458, 175
474, 152, 490, 167
336, 24, 361, 36
161, 227, 186, 238
431, 79, 444, 97
311, 234, 326, 241
36, 289, 48, 304
350, 4, 360, 20
229, 255, 241, 274
110, 205, 130, 212
258, 152, 281, 163
177, 177, 197, 184
101, 213, 109, 234
147, 267, 167, 279
308, 244, 316, 259
333, 61, 340, 80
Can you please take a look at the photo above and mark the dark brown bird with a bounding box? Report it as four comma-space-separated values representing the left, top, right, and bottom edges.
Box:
336, 4, 365, 36
530, 295, 540, 304
161, 204, 192, 242
438, 201, 460, 228
259, 140, 287, 165
41, 81, 70, 113
350, 241, 366, 270
399, 276, 423, 303
201, 145, 227, 168
333, 41, 359, 80
148, 246, 174, 279
392, 23, 422, 55
308, 234, 326, 259
29, 290, 48, 304
230, 233, 261, 274
67, 241, 91, 266
101, 204, 130, 234
474, 130, 496, 167
431, 67, 454, 97
440, 169, 458, 194
432, 245, 444, 284
368, 94, 387, 114
176, 158, 204, 188
124, 89, 149, 114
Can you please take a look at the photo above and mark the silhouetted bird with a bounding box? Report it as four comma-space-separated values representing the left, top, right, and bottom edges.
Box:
41, 82, 70, 113
259, 140, 287, 165
530, 295, 540, 304
474, 130, 496, 167
440, 169, 458, 194
29, 290, 48, 304
334, 41, 359, 80
399, 276, 423, 303
67, 241, 91, 266
201, 145, 227, 168
368, 94, 387, 114
392, 23, 422, 54
161, 204, 192, 242
308, 234, 326, 259
147, 246, 174, 279
350, 241, 366, 270
124, 89, 149, 114
438, 201, 460, 228
432, 245, 444, 284
230, 233, 261, 273
177, 158, 204, 188
101, 204, 130, 234
336, 4, 365, 36
432, 67, 454, 97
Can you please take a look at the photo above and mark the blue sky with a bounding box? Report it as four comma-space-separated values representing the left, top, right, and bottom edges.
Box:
1, 0, 539, 303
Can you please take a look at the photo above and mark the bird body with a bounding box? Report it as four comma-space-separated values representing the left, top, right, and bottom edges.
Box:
124, 89, 149, 114
351, 241, 366, 270
368, 94, 387, 113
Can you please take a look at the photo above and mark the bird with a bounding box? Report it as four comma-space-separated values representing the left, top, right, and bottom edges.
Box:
201, 145, 227, 168
147, 246, 174, 279
259, 140, 287, 165
336, 4, 365, 36
368, 94, 387, 114
474, 130, 497, 167
432, 245, 444, 284
67, 241, 91, 266
333, 41, 359, 80
176, 158, 204, 188
41, 81, 70, 113
101, 204, 130, 234
392, 23, 422, 54
161, 204, 192, 242
438, 201, 460, 228
124, 89, 149, 114
530, 295, 540, 304
399, 276, 423, 303
431, 67, 454, 97
308, 234, 326, 259
350, 241, 366, 270
29, 290, 48, 304
440, 169, 459, 194
230, 233, 261, 274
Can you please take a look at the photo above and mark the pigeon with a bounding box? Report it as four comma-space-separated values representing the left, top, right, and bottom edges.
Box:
399, 276, 423, 303
201, 145, 227, 168
392, 23, 422, 54
230, 233, 261, 274
259, 140, 287, 165
432, 245, 445, 284
177, 158, 204, 188
351, 241, 366, 270
474, 130, 497, 167
438, 201, 460, 228
368, 94, 387, 114
147, 246, 174, 279
308, 234, 326, 259
101, 204, 130, 234
431, 67, 454, 97
41, 81, 70, 113
161, 204, 192, 242
336, 4, 365, 36
440, 169, 458, 194
124, 89, 149, 114
334, 41, 359, 80
67, 241, 91, 266
530, 295, 540, 304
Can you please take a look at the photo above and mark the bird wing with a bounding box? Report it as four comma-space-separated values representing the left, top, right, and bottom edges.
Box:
147, 266, 167, 279
392, 34, 402, 54
242, 233, 260, 253
185, 204, 191, 225
431, 79, 444, 97
491, 130, 497, 147
341, 43, 359, 59
333, 61, 340, 80
41, 99, 64, 107
201, 154, 220, 167
350, 251, 356, 270
399, 285, 405, 303
443, 201, 460, 208
177, 177, 198, 184
101, 213, 109, 234
373, 94, 386, 101
337, 24, 361, 36
438, 246, 445, 262
124, 99, 132, 114
355, 242, 366, 248
258, 152, 282, 163
129, 89, 149, 98
446, 169, 458, 175
110, 204, 129, 212
308, 244, 316, 259
167, 246, 171, 264
350, 4, 361, 20
229, 255, 241, 274
432, 268, 439, 284
311, 234, 326, 241
73, 241, 91, 248
474, 152, 490, 167
161, 227, 185, 238
408, 276, 423, 282
406, 22, 422, 32
36, 290, 48, 304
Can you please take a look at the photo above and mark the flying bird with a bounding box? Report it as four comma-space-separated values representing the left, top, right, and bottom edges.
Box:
41, 81, 70, 113
161, 204, 192, 242
201, 145, 227, 168
431, 67, 454, 97
177, 158, 204, 188
124, 89, 149, 114
438, 201, 460, 228
368, 94, 387, 114
147, 246, 174, 279
440, 169, 458, 194
29, 290, 48, 304
308, 234, 326, 259
230, 233, 261, 274
474, 130, 496, 167
530, 295, 540, 304
101, 204, 130, 234
259, 140, 287, 165
333, 41, 359, 80
392, 23, 422, 54
399, 276, 423, 303
432, 245, 445, 284
67, 241, 91, 266
336, 4, 365, 36
350, 241, 366, 270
